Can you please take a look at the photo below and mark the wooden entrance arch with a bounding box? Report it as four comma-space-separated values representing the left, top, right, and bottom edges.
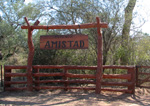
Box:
21, 17, 108, 94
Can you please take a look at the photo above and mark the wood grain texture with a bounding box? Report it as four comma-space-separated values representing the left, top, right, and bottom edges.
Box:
40, 34, 88, 49
95, 17, 103, 94
21, 23, 108, 29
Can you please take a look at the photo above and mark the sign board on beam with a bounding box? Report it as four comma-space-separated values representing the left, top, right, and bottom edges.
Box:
40, 34, 88, 49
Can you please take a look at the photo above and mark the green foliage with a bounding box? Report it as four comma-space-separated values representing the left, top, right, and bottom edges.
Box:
120, 0, 137, 65
2, 0, 150, 72
0, 0, 44, 65
134, 33, 150, 65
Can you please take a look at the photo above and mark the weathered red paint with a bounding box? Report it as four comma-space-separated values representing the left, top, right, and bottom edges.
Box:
63, 68, 68, 91
21, 17, 107, 92
34, 68, 40, 90
40, 34, 89, 49
136, 66, 150, 88
5, 73, 27, 77
103, 74, 131, 80
21, 23, 108, 29
5, 81, 27, 84
1, 65, 3, 87
24, 17, 40, 91
101, 89, 133, 94
34, 86, 95, 90
4, 68, 11, 91
95, 17, 103, 94
101, 82, 133, 87
4, 65, 136, 93
34, 79, 95, 84
5, 17, 107, 93
127, 67, 135, 94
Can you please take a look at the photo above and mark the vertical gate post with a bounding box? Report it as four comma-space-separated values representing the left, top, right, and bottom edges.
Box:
63, 67, 68, 91
24, 17, 40, 91
128, 67, 135, 94
136, 66, 139, 87
26, 20, 34, 91
1, 65, 3, 87
95, 17, 103, 94
4, 66, 11, 91
34, 68, 40, 90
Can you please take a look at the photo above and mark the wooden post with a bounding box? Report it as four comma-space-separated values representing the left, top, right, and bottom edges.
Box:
136, 66, 139, 87
95, 17, 103, 94
63, 67, 68, 91
24, 17, 40, 91
128, 67, 135, 94
1, 65, 3, 87
34, 68, 40, 90
26, 18, 34, 91
4, 67, 11, 91
133, 67, 136, 94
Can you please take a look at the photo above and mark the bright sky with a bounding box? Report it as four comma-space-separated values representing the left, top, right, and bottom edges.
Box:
135, 0, 150, 34
25, 0, 32, 4
25, 0, 150, 35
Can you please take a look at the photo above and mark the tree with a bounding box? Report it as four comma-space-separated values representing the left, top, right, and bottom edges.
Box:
134, 32, 150, 65
121, 0, 137, 65
39, 0, 128, 66
0, 0, 141, 67
0, 0, 44, 64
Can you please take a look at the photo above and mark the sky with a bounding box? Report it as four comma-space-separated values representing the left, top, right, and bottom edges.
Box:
135, 0, 150, 34
25, 0, 32, 4
24, 0, 150, 35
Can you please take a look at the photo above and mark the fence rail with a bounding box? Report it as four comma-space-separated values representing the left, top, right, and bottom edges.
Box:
1, 65, 3, 87
4, 65, 135, 94
136, 66, 150, 88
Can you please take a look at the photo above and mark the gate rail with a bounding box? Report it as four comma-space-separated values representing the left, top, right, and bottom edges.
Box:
4, 65, 135, 94
136, 66, 150, 88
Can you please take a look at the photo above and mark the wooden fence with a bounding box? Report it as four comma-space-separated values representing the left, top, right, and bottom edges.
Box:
0, 65, 3, 87
102, 66, 135, 94
136, 66, 150, 88
4, 65, 135, 94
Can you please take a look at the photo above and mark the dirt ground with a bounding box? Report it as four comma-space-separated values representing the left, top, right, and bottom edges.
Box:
0, 87, 150, 106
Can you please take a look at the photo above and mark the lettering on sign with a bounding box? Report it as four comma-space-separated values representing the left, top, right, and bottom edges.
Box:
40, 34, 88, 49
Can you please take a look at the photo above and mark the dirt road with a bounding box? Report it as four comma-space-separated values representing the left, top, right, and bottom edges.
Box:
0, 88, 150, 106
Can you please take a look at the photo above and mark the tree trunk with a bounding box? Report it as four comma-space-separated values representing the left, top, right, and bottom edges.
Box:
121, 0, 137, 65
0, 51, 2, 60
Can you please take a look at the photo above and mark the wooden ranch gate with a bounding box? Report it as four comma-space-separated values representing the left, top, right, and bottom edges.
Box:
4, 17, 136, 94
4, 65, 135, 94
136, 66, 150, 88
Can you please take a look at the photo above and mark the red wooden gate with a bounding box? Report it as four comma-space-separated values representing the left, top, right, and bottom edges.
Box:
4, 65, 135, 94
20, 17, 107, 94
3, 17, 137, 94
136, 66, 150, 88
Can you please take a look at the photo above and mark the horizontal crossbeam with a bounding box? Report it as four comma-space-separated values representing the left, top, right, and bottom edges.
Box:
21, 23, 108, 30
